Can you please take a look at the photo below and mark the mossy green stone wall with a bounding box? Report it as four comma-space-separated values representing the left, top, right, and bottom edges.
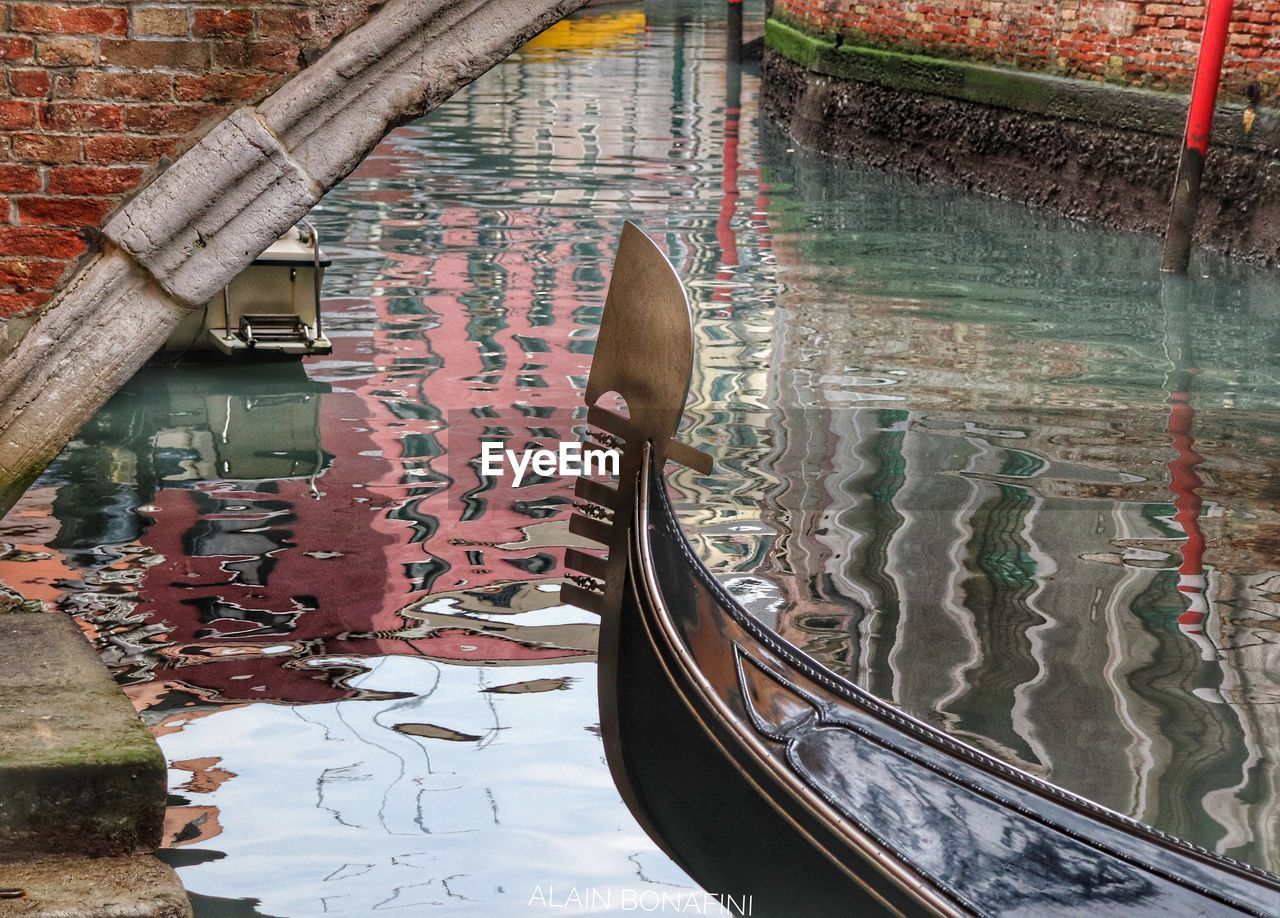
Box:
773, 0, 1280, 96
764, 19, 1278, 153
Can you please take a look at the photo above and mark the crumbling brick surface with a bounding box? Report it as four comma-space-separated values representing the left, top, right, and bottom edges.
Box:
776, 1, 1280, 98
0, 1, 378, 319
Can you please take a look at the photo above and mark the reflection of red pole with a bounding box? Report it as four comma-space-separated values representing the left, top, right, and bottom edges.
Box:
716, 103, 739, 277
1162, 0, 1234, 273
1167, 382, 1215, 660
714, 31, 741, 307
1162, 278, 1219, 664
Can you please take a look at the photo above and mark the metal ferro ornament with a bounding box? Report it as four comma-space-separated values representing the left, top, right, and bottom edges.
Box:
561, 221, 712, 618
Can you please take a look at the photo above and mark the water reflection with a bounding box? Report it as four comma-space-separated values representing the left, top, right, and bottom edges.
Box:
0, 0, 1276, 908
0, 3, 765, 913
757, 140, 1280, 871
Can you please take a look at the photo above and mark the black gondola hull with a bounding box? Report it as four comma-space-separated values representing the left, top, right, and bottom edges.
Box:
613, 542, 913, 916
591, 456, 1280, 918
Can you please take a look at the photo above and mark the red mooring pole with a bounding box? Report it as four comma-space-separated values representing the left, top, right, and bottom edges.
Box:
1162, 0, 1234, 273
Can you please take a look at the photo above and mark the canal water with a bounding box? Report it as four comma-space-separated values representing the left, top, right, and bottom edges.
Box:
1, 0, 1279, 913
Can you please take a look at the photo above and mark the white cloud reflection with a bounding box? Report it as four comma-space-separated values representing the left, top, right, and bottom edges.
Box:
162, 654, 693, 916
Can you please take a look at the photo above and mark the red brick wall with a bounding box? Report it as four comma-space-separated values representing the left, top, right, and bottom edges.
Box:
776, 1, 1280, 96
0, 2, 376, 320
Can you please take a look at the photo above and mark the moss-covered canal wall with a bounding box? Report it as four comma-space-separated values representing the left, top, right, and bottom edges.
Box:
762, 19, 1280, 263
773, 1, 1280, 94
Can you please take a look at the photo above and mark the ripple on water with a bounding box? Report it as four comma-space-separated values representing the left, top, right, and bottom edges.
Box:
0, 2, 1278, 910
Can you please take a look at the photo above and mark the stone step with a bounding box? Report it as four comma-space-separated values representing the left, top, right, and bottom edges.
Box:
0, 611, 166, 859
0, 853, 191, 917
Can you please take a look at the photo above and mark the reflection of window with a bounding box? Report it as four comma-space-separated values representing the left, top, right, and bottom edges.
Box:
185, 595, 309, 638
403, 558, 449, 593
504, 552, 556, 575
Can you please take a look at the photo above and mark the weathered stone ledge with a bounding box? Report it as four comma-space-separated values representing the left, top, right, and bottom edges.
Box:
0, 612, 166, 859
0, 610, 191, 916
763, 20, 1280, 264
0, 853, 190, 917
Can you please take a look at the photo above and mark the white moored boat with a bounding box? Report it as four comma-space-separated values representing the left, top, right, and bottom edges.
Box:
163, 221, 332, 358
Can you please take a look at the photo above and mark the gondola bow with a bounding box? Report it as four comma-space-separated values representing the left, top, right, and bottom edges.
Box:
562, 223, 1280, 917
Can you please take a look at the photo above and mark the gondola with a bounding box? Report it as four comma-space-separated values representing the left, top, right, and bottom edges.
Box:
561, 223, 1280, 916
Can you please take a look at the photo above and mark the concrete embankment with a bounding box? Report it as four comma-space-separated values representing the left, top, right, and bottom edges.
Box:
0, 609, 189, 916
762, 19, 1280, 264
